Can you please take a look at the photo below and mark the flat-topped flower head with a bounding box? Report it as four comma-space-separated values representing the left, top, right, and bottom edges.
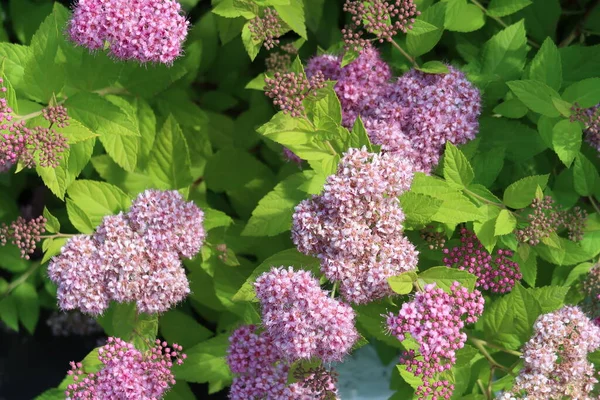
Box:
248, 7, 282, 50
68, 0, 189, 64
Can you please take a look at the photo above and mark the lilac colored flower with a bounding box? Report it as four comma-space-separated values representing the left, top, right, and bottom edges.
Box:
443, 228, 522, 293
386, 282, 485, 399
68, 0, 189, 64
265, 71, 326, 117
572, 102, 600, 154
582, 263, 600, 320
254, 267, 359, 363
500, 306, 600, 399
305, 54, 342, 81
292, 147, 418, 304
248, 7, 282, 50
0, 215, 46, 259
65, 337, 186, 399
226, 325, 340, 399
342, 0, 419, 50
282, 147, 302, 166
128, 189, 205, 259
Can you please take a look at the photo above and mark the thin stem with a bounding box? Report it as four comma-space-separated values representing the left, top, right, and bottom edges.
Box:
487, 367, 495, 399
2, 262, 41, 299
390, 40, 418, 68
41, 233, 79, 239
325, 140, 338, 157
476, 379, 490, 400
560, 0, 600, 47
413, 279, 424, 292
470, 337, 512, 372
331, 281, 338, 299
470, 0, 540, 48
470, 337, 523, 357
589, 196, 600, 215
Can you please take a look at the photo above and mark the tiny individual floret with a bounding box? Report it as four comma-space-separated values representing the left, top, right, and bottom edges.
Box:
386, 282, 484, 399
443, 228, 522, 293
254, 267, 359, 363
342, 0, 419, 51
0, 215, 46, 259
265, 71, 326, 117
499, 306, 600, 399
248, 7, 282, 50
42, 105, 69, 128
68, 0, 189, 64
65, 337, 186, 399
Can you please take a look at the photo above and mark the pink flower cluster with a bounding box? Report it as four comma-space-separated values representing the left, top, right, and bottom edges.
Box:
226, 325, 339, 399
43, 105, 69, 128
572, 102, 600, 154
68, 0, 189, 64
0, 215, 46, 259
292, 147, 418, 304
342, 0, 419, 50
248, 8, 283, 50
386, 282, 485, 399
500, 306, 600, 400
516, 196, 587, 245
305, 48, 481, 173
254, 267, 359, 363
66, 337, 185, 399
48, 190, 205, 315
443, 228, 522, 293
265, 71, 326, 117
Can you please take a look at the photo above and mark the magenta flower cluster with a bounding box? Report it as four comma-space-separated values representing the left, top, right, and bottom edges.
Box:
65, 337, 186, 399
68, 0, 189, 64
500, 306, 600, 399
43, 105, 69, 128
443, 228, 522, 293
254, 267, 359, 363
292, 147, 418, 304
0, 215, 46, 260
305, 48, 481, 173
226, 325, 339, 399
386, 282, 485, 399
342, 0, 419, 50
48, 190, 205, 315
571, 102, 600, 154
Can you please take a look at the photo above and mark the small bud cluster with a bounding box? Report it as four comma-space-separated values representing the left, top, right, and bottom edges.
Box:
443, 228, 522, 293
46, 311, 103, 337
226, 325, 340, 399
500, 306, 600, 400
48, 190, 205, 315
68, 0, 189, 64
582, 263, 600, 319
266, 43, 299, 73
255, 267, 359, 363
305, 49, 481, 173
516, 196, 587, 245
420, 225, 446, 250
571, 102, 600, 153
248, 8, 282, 50
0, 215, 46, 259
386, 282, 485, 399
342, 0, 419, 51
65, 337, 186, 399
292, 147, 418, 304
265, 71, 326, 117
42, 105, 69, 128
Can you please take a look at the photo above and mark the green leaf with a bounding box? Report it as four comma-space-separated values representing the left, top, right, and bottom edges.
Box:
399, 192, 443, 227
0, 44, 31, 89
551, 119, 582, 167
515, 251, 536, 287
160, 310, 213, 349
388, 272, 418, 295
573, 153, 600, 197
66, 199, 95, 234
274, 0, 307, 39
473, 205, 500, 253
43, 207, 60, 234
416, 60, 450, 74
478, 117, 546, 161
443, 142, 474, 187
493, 98, 529, 119
13, 282, 39, 334
444, 0, 484, 33
503, 175, 549, 209
67, 180, 131, 228
562, 78, 600, 108
205, 148, 274, 193
232, 248, 320, 302
487, 0, 532, 17
406, 2, 446, 57
507, 80, 561, 117
60, 119, 99, 145
0, 295, 18, 331
147, 115, 193, 190
203, 208, 234, 231
432, 192, 482, 224
418, 266, 478, 292
243, 173, 308, 237
495, 209, 516, 236
529, 37, 562, 91
172, 334, 232, 388
528, 286, 569, 313
41, 237, 67, 264
212, 0, 256, 18
346, 117, 373, 151
560, 44, 600, 86
482, 20, 527, 81
22, 4, 67, 102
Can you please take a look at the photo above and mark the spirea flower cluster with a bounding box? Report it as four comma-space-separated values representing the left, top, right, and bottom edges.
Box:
0, 215, 46, 259
248, 7, 282, 50
516, 196, 587, 245
68, 0, 189, 64
254, 267, 359, 363
582, 263, 600, 320
443, 228, 522, 293
386, 282, 485, 399
65, 337, 186, 399
48, 190, 205, 315
226, 325, 340, 399
342, 0, 419, 50
572, 102, 600, 154
305, 48, 481, 173
265, 71, 326, 117
266, 43, 299, 73
500, 306, 600, 400
292, 147, 418, 304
